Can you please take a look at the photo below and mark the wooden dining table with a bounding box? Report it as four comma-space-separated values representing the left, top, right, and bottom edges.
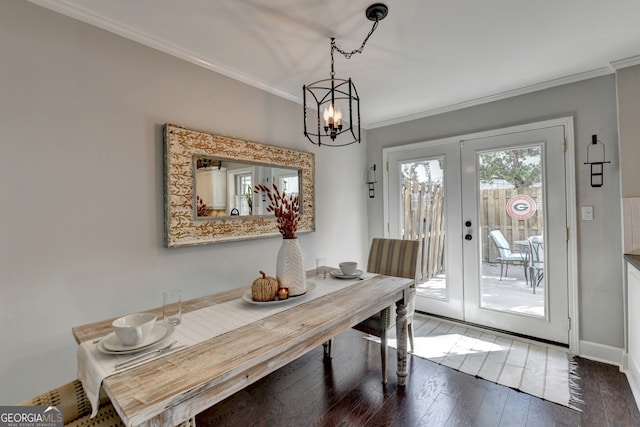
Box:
72, 270, 414, 427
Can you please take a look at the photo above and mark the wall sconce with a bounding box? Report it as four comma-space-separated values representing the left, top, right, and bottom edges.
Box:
584, 134, 611, 187
367, 164, 377, 198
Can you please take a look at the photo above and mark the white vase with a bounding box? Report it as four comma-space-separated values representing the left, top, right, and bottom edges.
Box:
276, 238, 307, 297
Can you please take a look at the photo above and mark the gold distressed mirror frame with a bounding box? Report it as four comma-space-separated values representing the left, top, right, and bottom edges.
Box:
164, 124, 315, 247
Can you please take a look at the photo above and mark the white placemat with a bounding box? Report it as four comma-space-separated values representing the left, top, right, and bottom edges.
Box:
78, 273, 376, 417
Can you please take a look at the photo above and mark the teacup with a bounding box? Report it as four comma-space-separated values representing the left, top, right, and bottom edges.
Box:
112, 313, 157, 346
339, 262, 358, 276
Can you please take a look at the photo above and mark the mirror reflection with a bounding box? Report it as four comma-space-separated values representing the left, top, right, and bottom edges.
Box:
195, 156, 300, 218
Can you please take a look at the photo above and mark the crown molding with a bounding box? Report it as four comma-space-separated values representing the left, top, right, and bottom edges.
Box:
26, 1, 635, 131
611, 55, 640, 70
27, 0, 302, 104
366, 66, 615, 129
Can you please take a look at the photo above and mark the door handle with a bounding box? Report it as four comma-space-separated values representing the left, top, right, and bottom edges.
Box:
464, 220, 472, 240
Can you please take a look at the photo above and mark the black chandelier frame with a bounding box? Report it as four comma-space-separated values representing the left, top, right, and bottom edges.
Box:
303, 3, 388, 147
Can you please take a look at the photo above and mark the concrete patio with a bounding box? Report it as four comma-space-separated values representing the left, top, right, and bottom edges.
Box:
416, 261, 545, 317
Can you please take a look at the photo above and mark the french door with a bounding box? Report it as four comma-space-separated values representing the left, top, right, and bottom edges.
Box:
386, 120, 572, 344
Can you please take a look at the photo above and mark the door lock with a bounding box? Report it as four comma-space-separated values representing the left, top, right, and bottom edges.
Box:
465, 234, 472, 241
464, 220, 472, 241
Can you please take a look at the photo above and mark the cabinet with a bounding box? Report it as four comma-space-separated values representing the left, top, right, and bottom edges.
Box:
196, 168, 227, 210
626, 260, 640, 406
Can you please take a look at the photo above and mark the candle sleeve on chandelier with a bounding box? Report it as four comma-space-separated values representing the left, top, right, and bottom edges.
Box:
323, 104, 342, 128
323, 104, 333, 126
334, 108, 342, 127
324, 104, 342, 127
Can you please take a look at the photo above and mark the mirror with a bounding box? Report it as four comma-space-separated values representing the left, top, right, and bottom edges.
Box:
194, 157, 300, 218
164, 124, 315, 247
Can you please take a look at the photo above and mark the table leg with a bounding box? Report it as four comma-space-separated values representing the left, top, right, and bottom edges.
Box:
396, 298, 408, 386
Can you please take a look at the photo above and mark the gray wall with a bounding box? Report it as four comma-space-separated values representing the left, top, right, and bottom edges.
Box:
618, 64, 640, 198
0, 1, 370, 403
367, 76, 623, 349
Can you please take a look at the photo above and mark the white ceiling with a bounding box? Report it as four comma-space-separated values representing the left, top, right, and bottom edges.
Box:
30, 0, 640, 128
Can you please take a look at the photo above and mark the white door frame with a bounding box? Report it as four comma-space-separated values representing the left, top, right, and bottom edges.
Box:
382, 117, 579, 354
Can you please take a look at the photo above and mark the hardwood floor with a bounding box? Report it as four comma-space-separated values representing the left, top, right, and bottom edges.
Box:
195, 317, 639, 426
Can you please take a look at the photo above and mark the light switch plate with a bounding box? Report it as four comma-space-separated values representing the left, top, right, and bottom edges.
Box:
582, 205, 594, 221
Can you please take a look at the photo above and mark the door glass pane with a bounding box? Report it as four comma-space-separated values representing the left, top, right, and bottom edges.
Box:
478, 146, 545, 317
400, 158, 447, 300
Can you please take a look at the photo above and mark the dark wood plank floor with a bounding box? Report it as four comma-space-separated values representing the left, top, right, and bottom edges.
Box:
195, 317, 640, 426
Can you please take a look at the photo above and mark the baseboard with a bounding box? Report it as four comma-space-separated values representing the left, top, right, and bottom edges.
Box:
578, 340, 624, 366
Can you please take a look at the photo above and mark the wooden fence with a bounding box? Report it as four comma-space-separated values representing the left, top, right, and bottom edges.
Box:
402, 180, 445, 282
401, 180, 543, 281
480, 187, 543, 262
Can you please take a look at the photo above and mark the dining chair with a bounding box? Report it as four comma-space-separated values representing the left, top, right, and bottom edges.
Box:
326, 238, 419, 385
528, 235, 544, 294
488, 230, 528, 281
21, 379, 196, 426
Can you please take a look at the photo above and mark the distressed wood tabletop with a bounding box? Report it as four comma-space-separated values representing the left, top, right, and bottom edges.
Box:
72, 270, 413, 426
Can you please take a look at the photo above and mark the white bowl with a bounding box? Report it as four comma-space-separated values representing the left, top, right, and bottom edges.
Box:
112, 312, 157, 346
339, 262, 358, 276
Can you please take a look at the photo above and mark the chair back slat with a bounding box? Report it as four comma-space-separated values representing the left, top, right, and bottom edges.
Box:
367, 238, 419, 280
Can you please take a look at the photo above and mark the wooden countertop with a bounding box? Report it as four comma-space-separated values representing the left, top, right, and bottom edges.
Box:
625, 254, 640, 271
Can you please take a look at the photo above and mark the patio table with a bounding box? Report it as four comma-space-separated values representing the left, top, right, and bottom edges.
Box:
513, 237, 544, 288
72, 269, 413, 426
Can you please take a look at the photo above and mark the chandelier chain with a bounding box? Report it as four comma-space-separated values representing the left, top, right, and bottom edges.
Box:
332, 19, 380, 60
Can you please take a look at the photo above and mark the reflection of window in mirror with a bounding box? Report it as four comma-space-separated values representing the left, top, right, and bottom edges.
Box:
226, 167, 254, 216
279, 175, 299, 196
236, 173, 252, 215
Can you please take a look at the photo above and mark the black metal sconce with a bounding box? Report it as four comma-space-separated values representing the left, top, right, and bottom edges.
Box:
367, 164, 377, 198
584, 134, 611, 187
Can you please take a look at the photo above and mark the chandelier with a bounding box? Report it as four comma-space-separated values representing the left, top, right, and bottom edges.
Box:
303, 3, 389, 147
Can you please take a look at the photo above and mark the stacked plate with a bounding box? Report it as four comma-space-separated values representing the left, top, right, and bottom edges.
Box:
97, 323, 175, 354
330, 269, 363, 280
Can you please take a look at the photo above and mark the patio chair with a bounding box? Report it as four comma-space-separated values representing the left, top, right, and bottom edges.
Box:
325, 238, 420, 385
489, 230, 528, 281
21, 379, 196, 426
528, 235, 544, 294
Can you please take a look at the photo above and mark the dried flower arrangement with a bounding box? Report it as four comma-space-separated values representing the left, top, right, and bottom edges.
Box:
254, 184, 300, 239
196, 195, 208, 217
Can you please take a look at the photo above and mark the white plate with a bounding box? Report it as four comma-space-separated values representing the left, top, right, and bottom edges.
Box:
97, 337, 173, 355
243, 282, 316, 305
331, 269, 363, 279
99, 323, 174, 353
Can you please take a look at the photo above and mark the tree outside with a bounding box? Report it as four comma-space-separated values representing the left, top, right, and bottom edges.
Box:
479, 147, 541, 189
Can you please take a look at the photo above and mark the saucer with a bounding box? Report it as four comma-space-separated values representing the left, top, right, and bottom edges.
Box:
243, 282, 316, 305
100, 323, 174, 353
331, 269, 363, 279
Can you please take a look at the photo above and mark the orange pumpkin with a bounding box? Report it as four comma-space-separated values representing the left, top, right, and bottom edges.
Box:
251, 271, 279, 301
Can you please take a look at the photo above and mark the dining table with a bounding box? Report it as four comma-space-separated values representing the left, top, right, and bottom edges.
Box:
73, 269, 414, 427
